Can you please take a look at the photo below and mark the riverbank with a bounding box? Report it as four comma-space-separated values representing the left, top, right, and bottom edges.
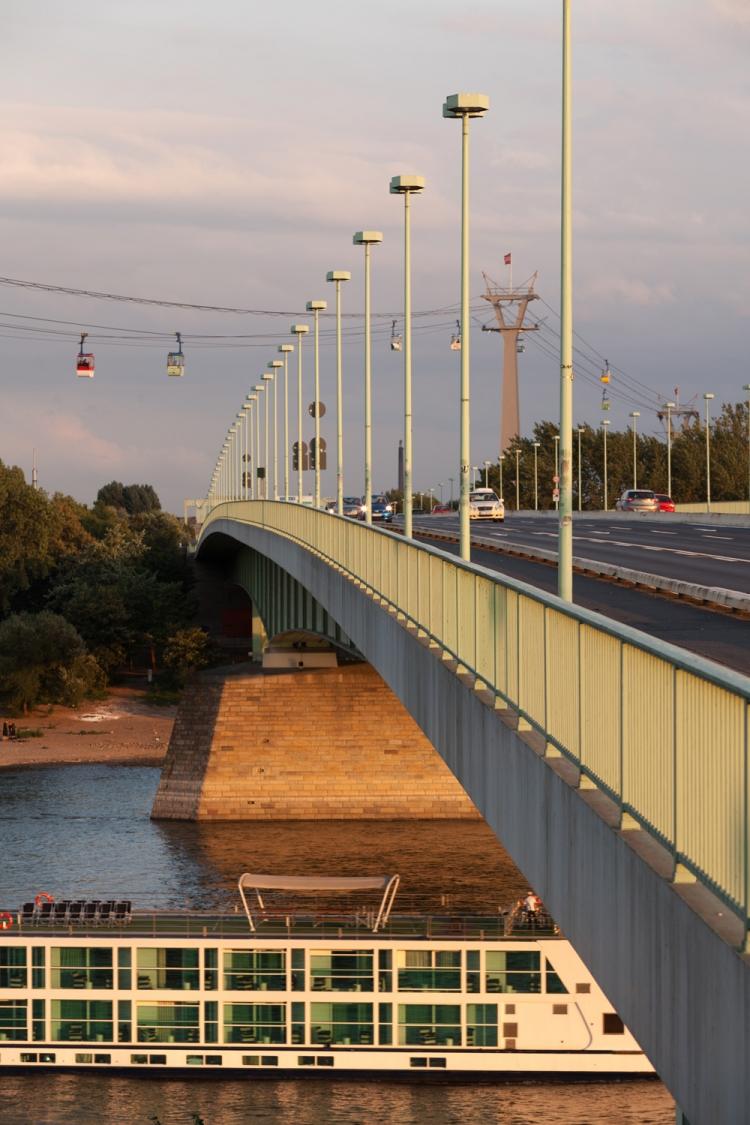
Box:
0, 687, 175, 771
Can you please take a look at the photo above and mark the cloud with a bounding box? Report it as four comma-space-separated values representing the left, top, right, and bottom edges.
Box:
711, 0, 750, 27
584, 277, 675, 307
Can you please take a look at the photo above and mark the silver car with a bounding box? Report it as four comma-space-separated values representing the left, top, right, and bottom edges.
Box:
615, 489, 659, 512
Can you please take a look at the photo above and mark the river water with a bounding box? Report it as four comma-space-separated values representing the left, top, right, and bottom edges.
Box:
0, 765, 674, 1124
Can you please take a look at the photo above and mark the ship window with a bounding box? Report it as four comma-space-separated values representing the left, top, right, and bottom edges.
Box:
378, 1002, 392, 1045
131, 1053, 148, 1064
136, 1002, 200, 1044
0, 999, 28, 1041
409, 1057, 428, 1068
32, 948, 45, 989
187, 1054, 204, 1065
204, 948, 218, 992
206, 1055, 222, 1066
291, 1001, 304, 1046
397, 950, 461, 992
311, 1002, 373, 1046
298, 1055, 315, 1066
378, 949, 392, 992
553, 1004, 568, 1015
20, 1053, 38, 1063
0, 947, 27, 989
503, 1022, 518, 1037
428, 1058, 446, 1068
118, 948, 131, 991
545, 959, 568, 994
51, 1000, 113, 1043
398, 1004, 461, 1047
467, 1003, 497, 1048
51, 947, 113, 991
466, 950, 480, 994
75, 1053, 93, 1063
94, 1053, 111, 1064
317, 1055, 334, 1066
261, 1055, 278, 1065
291, 949, 305, 991
32, 998, 45, 1042
137, 948, 199, 991
205, 1000, 218, 1044
118, 1000, 131, 1043
310, 950, 373, 993
603, 1013, 624, 1035
223, 1003, 286, 1045
575, 983, 591, 994
224, 949, 286, 992
149, 1054, 167, 1064
485, 951, 541, 993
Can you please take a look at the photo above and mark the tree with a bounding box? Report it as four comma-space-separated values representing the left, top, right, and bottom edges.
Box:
0, 611, 105, 712
95, 481, 161, 514
162, 627, 212, 685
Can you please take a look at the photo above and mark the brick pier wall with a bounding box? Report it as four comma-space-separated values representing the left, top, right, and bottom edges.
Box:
151, 664, 479, 820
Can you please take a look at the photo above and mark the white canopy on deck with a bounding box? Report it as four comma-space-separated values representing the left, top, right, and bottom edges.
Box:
237, 872, 400, 933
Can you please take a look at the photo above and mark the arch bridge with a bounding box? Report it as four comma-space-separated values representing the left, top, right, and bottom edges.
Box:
197, 500, 750, 1125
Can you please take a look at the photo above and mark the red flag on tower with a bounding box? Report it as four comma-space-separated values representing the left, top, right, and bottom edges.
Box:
504, 252, 512, 266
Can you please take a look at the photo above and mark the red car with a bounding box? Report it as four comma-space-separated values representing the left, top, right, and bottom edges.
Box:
431, 503, 453, 514
654, 494, 675, 512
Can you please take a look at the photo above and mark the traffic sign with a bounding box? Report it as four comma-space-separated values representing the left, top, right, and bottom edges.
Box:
308, 401, 326, 418
553, 475, 560, 484
552, 487, 560, 501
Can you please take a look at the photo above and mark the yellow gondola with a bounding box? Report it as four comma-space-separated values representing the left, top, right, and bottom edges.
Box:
167, 332, 185, 377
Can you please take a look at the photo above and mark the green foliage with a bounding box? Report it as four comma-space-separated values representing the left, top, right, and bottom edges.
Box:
0, 612, 105, 711
163, 627, 212, 678
14, 728, 44, 740
96, 481, 161, 514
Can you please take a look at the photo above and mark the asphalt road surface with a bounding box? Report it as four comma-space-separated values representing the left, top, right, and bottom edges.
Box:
412, 513, 750, 593
407, 521, 750, 677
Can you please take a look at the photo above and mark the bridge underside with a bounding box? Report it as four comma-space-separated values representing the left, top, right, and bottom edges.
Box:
196, 516, 750, 1125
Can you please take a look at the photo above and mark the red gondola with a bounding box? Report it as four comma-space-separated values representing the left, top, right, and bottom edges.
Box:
76, 332, 95, 378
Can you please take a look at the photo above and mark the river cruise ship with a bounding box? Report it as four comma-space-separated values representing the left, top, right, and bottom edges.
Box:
0, 874, 652, 1077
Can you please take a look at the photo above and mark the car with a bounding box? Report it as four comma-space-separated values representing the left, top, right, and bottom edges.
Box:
343, 496, 363, 518
654, 494, 676, 513
615, 489, 659, 512
468, 489, 505, 521
371, 498, 394, 523
432, 503, 454, 515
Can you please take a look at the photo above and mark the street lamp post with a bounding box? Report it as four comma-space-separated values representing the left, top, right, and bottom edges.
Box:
630, 411, 640, 489
390, 174, 425, 541
306, 300, 327, 508
533, 442, 540, 510
443, 91, 490, 560
262, 373, 273, 500
558, 0, 574, 601
484, 459, 491, 488
326, 271, 351, 515
744, 383, 750, 512
472, 465, 479, 488
704, 392, 715, 513
602, 419, 610, 511
278, 344, 294, 500
664, 400, 676, 500
553, 434, 560, 510
438, 482, 444, 503
254, 384, 265, 498
353, 231, 383, 525
449, 477, 455, 505
291, 325, 309, 503
577, 427, 584, 511
514, 447, 521, 511
270, 360, 284, 500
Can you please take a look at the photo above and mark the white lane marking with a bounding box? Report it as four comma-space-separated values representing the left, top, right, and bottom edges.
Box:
651, 531, 677, 535
702, 535, 734, 541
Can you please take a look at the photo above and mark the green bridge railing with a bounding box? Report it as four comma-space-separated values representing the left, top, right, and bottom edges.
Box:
201, 500, 750, 945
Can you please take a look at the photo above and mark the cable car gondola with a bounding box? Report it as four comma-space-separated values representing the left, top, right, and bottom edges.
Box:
449, 320, 462, 351
167, 332, 185, 377
390, 320, 402, 352
76, 332, 95, 378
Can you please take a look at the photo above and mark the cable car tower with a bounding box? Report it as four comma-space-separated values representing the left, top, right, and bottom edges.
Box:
481, 269, 539, 453
656, 387, 699, 432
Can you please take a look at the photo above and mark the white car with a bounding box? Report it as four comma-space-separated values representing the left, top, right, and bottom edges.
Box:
469, 488, 505, 521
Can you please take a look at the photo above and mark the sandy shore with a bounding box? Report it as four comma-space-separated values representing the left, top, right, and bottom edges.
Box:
0, 687, 175, 771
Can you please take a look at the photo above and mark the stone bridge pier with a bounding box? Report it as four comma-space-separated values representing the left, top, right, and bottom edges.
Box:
151, 663, 479, 821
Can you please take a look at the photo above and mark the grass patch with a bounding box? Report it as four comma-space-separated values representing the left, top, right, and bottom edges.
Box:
14, 728, 44, 740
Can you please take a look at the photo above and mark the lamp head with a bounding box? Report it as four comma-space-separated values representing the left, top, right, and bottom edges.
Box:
306, 300, 327, 312
254, 384, 265, 392
602, 419, 611, 426
291, 324, 309, 336
270, 360, 283, 369
631, 411, 640, 418
279, 343, 294, 353
703, 392, 715, 400
443, 92, 490, 119
353, 231, 383, 246
262, 372, 273, 381
390, 174, 426, 195
326, 270, 351, 282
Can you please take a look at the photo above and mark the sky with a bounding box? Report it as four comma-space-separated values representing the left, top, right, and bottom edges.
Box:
0, 0, 748, 511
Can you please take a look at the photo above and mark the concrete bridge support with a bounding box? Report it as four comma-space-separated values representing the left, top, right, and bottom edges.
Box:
196, 521, 750, 1125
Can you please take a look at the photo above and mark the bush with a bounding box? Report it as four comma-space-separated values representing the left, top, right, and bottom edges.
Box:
0, 612, 105, 712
